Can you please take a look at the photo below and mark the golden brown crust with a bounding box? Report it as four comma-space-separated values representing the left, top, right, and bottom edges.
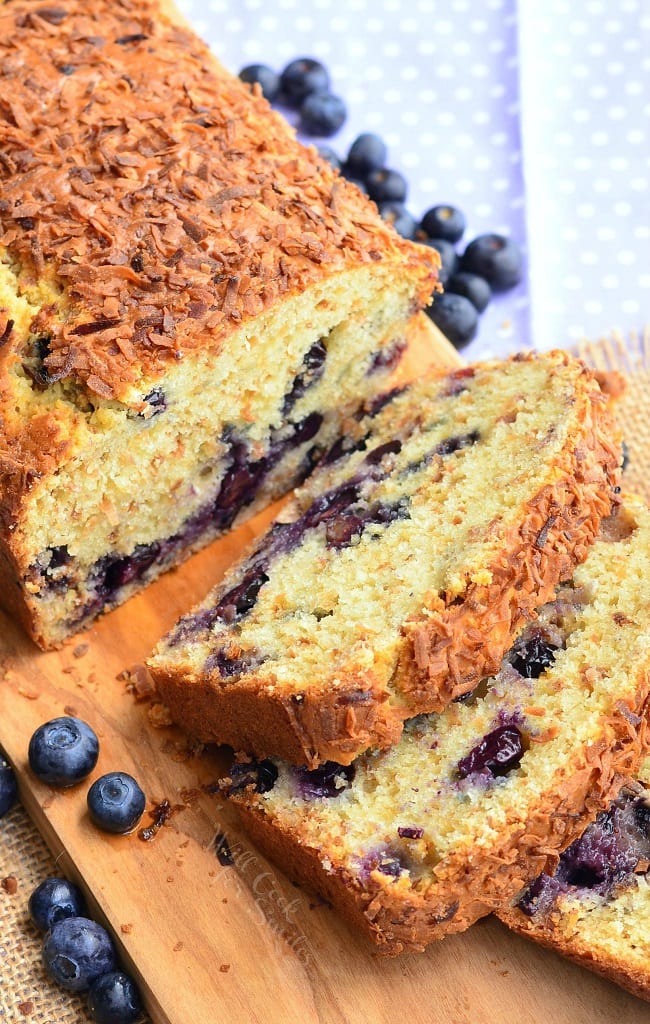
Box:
230, 688, 650, 954
153, 354, 621, 767
0, 0, 435, 405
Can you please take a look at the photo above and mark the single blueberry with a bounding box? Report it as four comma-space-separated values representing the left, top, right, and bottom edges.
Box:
0, 751, 17, 818
633, 798, 650, 834
365, 167, 407, 204
460, 233, 522, 291
345, 132, 387, 177
425, 293, 478, 349
510, 632, 560, 679
280, 57, 330, 106
87, 772, 146, 834
87, 970, 143, 1024
29, 877, 86, 931
378, 202, 417, 239
420, 204, 466, 244
42, 917, 116, 992
28, 717, 99, 788
316, 145, 342, 172
421, 238, 458, 285
238, 63, 280, 102
457, 724, 524, 779
299, 91, 347, 137
293, 761, 355, 799
446, 272, 491, 313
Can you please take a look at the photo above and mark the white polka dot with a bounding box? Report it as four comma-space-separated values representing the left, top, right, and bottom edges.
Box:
398, 17, 418, 32
382, 42, 402, 57
573, 109, 590, 123
627, 129, 646, 144
435, 64, 455, 79
622, 299, 641, 314
400, 66, 419, 81
417, 40, 436, 55
617, 251, 637, 265
473, 155, 492, 170
492, 178, 510, 192
576, 203, 595, 218
593, 178, 612, 193
614, 201, 632, 216
475, 202, 494, 217
571, 64, 589, 78
454, 86, 473, 102
559, 180, 577, 194
597, 227, 617, 241
579, 251, 598, 265
472, 111, 490, 125
562, 227, 579, 241
601, 274, 619, 289
625, 81, 644, 96
584, 300, 603, 315
590, 131, 609, 146
382, 88, 402, 103
634, 226, 650, 240
639, 274, 650, 288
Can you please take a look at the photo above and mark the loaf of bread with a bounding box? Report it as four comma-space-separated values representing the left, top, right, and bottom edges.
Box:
0, 0, 438, 649
499, 753, 650, 1002
220, 496, 650, 953
149, 350, 620, 766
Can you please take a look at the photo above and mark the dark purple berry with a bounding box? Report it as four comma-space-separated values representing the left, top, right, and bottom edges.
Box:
299, 91, 347, 137
280, 57, 330, 106
457, 724, 524, 779
42, 917, 116, 992
510, 632, 560, 679
28, 717, 99, 789
0, 751, 17, 818
345, 132, 387, 177
420, 204, 466, 244
87, 773, 146, 834
378, 202, 416, 239
633, 797, 650, 833
215, 567, 269, 623
426, 292, 478, 349
365, 167, 407, 204
226, 758, 278, 795
397, 826, 424, 839
293, 761, 355, 799
317, 145, 342, 172
29, 878, 86, 932
446, 272, 491, 313
421, 238, 458, 284
461, 233, 522, 291
282, 338, 327, 415
434, 430, 480, 457
238, 63, 281, 102
87, 970, 143, 1024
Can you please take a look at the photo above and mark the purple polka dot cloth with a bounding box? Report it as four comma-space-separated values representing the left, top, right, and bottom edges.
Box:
176, 0, 649, 360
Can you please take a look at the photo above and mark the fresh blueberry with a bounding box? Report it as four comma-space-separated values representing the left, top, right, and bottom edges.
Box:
42, 917, 116, 992
238, 63, 280, 102
365, 167, 407, 204
28, 717, 99, 788
421, 238, 458, 285
87, 970, 143, 1024
280, 57, 330, 106
460, 233, 522, 291
87, 773, 146, 834
316, 145, 342, 172
293, 761, 355, 799
420, 204, 466, 244
446, 272, 491, 313
426, 292, 478, 349
0, 751, 17, 817
378, 202, 417, 239
299, 91, 347, 137
457, 724, 524, 779
345, 132, 387, 177
29, 878, 86, 931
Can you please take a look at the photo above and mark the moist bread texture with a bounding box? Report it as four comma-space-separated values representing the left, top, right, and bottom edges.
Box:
499, 753, 650, 1002
149, 350, 621, 767
0, 0, 438, 649
221, 496, 650, 954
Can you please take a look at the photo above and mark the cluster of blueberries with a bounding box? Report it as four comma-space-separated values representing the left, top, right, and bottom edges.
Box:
239, 56, 522, 349
1, 719, 146, 1024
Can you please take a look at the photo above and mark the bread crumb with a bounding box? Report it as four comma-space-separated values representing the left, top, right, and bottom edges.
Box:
148, 702, 173, 728
63, 704, 78, 716
2, 875, 18, 894
73, 643, 90, 658
18, 1002, 34, 1016
173, 941, 183, 952
219, 964, 231, 973
18, 687, 38, 700
120, 923, 133, 934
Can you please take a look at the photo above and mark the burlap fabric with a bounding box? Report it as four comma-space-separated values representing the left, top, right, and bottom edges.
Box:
1, 333, 647, 1023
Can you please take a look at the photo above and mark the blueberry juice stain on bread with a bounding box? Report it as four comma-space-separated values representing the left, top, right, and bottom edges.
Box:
220, 496, 650, 954
149, 351, 622, 767
0, 0, 439, 650
499, 751, 650, 1002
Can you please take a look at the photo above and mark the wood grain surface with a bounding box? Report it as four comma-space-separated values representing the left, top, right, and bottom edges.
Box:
1, 319, 648, 1024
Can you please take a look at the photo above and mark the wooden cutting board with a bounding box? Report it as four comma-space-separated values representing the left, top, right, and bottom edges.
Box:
0, 318, 647, 1024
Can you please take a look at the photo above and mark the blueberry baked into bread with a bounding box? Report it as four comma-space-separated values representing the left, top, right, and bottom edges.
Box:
0, 0, 439, 649
149, 351, 621, 767
499, 754, 650, 1002
220, 496, 650, 953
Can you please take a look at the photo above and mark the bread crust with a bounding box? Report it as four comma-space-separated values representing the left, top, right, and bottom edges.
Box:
229, 688, 650, 954
153, 353, 621, 767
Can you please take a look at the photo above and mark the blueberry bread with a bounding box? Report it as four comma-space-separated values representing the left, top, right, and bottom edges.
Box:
220, 496, 650, 953
149, 351, 620, 766
0, 0, 438, 649
499, 755, 650, 1002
